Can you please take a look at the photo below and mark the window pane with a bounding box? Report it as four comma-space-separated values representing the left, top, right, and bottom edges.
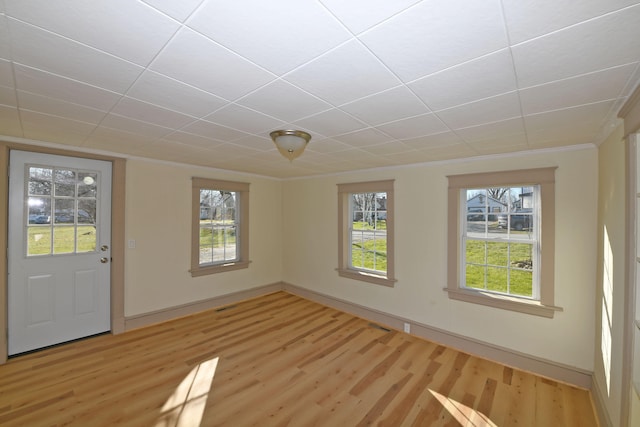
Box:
54, 169, 76, 197
510, 269, 533, 297
28, 167, 52, 195
28, 197, 51, 224
27, 226, 51, 256
54, 199, 75, 224
486, 267, 508, 293
466, 265, 485, 289
53, 226, 75, 254
78, 199, 96, 224
78, 172, 97, 197
77, 226, 96, 253
465, 240, 486, 265
486, 242, 509, 267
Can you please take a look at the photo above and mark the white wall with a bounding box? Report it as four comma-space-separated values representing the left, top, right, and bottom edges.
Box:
124, 159, 283, 316
281, 147, 598, 371
594, 125, 626, 427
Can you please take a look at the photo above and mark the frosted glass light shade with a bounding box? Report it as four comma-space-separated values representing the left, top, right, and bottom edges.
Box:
270, 130, 311, 161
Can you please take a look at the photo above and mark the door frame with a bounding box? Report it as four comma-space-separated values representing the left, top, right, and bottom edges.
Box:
0, 141, 126, 364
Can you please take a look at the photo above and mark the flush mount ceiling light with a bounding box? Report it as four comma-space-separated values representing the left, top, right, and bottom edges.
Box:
269, 130, 311, 161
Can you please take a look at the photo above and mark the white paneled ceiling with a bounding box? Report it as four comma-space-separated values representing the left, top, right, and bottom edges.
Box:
0, 0, 639, 178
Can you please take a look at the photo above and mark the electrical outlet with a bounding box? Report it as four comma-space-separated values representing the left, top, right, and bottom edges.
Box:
403, 322, 410, 333
128, 239, 136, 249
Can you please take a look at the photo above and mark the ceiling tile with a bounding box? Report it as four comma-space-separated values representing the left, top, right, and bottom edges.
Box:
306, 138, 352, 154
150, 28, 275, 100
519, 64, 636, 115
127, 71, 227, 118
361, 141, 413, 155
180, 119, 249, 141
204, 104, 285, 134
0, 15, 10, 59
360, 0, 508, 82
293, 108, 367, 137
17, 91, 105, 124
20, 110, 95, 145
502, 0, 640, 44
400, 131, 464, 150
13, 65, 122, 112
376, 112, 449, 140
142, 0, 203, 22
5, 0, 179, 66
340, 85, 429, 126
188, 0, 351, 75
332, 128, 395, 148
524, 100, 615, 143
83, 127, 154, 153
455, 117, 526, 144
284, 39, 401, 106
512, 6, 640, 87
408, 49, 518, 111
0, 85, 16, 107
230, 135, 273, 152
111, 97, 196, 129
0, 59, 13, 87
162, 131, 225, 149
100, 114, 172, 139
0, 105, 22, 137
8, 19, 143, 93
436, 92, 522, 130
320, 0, 421, 34
236, 80, 332, 123
416, 143, 477, 161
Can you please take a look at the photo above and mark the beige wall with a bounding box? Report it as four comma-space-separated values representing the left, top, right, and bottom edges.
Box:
282, 146, 598, 370
124, 159, 283, 316
593, 125, 626, 427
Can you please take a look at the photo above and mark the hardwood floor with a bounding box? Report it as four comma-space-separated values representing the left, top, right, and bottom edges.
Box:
0, 291, 598, 426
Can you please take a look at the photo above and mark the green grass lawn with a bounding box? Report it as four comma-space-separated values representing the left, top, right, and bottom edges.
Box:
353, 220, 386, 231
465, 240, 533, 296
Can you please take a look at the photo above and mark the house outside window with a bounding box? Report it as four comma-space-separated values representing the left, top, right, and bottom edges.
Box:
446, 168, 561, 317
191, 178, 249, 277
337, 180, 396, 287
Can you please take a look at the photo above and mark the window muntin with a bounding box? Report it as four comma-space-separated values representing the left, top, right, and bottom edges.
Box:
191, 178, 249, 276
337, 180, 396, 287
462, 186, 539, 299
26, 165, 99, 256
349, 192, 388, 274
446, 168, 560, 318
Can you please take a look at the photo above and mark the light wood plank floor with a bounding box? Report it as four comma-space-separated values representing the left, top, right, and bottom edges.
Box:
0, 291, 598, 426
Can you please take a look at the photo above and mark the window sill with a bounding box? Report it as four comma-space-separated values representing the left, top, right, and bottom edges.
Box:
444, 287, 562, 318
190, 260, 250, 277
337, 268, 397, 287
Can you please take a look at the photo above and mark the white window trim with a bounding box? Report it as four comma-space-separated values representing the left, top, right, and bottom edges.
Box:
446, 168, 562, 318
191, 177, 250, 277
337, 180, 396, 287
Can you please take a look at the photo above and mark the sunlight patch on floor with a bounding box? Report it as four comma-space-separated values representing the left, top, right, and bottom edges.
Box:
155, 357, 219, 427
429, 389, 497, 427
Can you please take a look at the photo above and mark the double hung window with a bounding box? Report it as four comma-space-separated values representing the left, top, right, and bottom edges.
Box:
446, 168, 560, 317
337, 180, 396, 287
191, 178, 249, 276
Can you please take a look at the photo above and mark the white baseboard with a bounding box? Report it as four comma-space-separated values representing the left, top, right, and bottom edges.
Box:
591, 377, 614, 427
124, 282, 283, 330
282, 282, 594, 390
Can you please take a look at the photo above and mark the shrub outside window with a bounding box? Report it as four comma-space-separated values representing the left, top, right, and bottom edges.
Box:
191, 178, 249, 277
446, 168, 561, 317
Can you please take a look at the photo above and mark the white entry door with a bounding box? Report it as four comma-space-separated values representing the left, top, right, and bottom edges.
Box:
8, 151, 111, 355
